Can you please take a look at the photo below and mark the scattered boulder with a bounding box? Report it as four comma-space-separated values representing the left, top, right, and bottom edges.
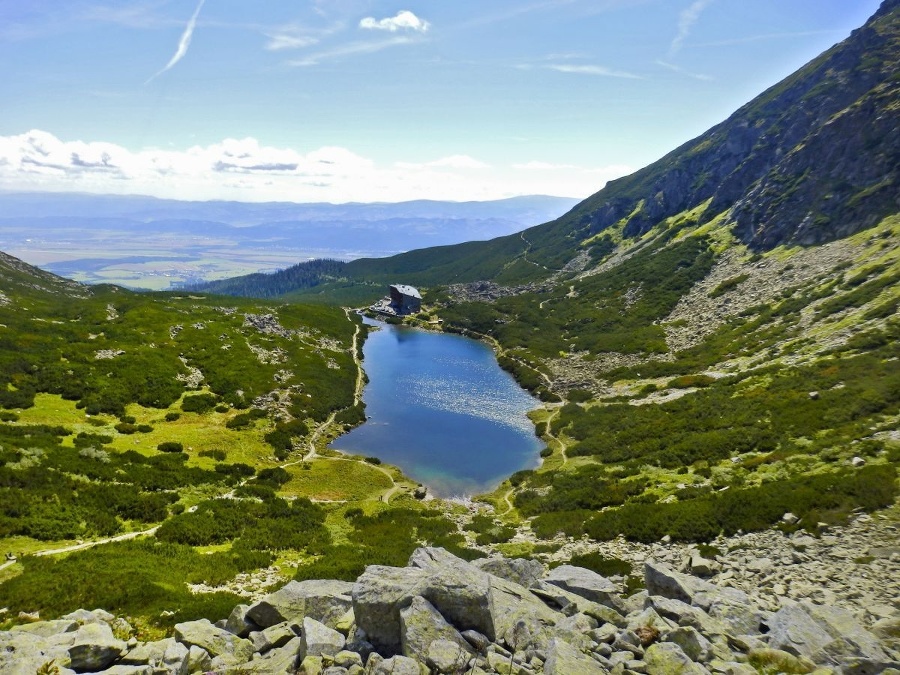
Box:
544, 637, 607, 674
643, 641, 708, 675
173, 619, 254, 662
765, 604, 833, 658
247, 579, 354, 630
473, 556, 545, 588
300, 616, 346, 658
399, 595, 473, 664
545, 564, 627, 614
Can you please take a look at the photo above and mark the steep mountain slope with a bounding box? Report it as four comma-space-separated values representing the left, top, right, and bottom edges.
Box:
228, 0, 898, 300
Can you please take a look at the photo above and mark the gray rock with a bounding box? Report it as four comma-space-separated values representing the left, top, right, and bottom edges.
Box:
473, 556, 545, 588
406, 547, 502, 638
711, 661, 759, 675
545, 565, 627, 614
174, 619, 254, 661
765, 604, 833, 658
462, 629, 491, 652
119, 637, 189, 674
300, 616, 346, 658
61, 608, 116, 624
91, 666, 154, 674
0, 630, 73, 675
161, 639, 190, 675
355, 547, 558, 653
624, 590, 650, 615
369, 655, 422, 675
186, 645, 211, 673
301, 654, 325, 674
644, 642, 709, 675
801, 602, 890, 662
427, 638, 471, 674
399, 595, 473, 664
50, 622, 128, 672
664, 626, 713, 662
543, 637, 607, 674
555, 611, 598, 635
590, 623, 618, 644
250, 621, 299, 654
871, 616, 900, 642
345, 627, 375, 661
838, 656, 900, 675
9, 619, 78, 638
225, 603, 261, 637
627, 607, 676, 635
706, 599, 768, 636
530, 579, 625, 627
248, 579, 355, 630
644, 560, 749, 608
689, 553, 720, 578
334, 650, 365, 668
230, 636, 304, 674
646, 596, 724, 635
353, 564, 431, 652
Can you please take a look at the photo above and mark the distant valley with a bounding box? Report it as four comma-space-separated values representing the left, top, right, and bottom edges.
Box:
0, 193, 578, 290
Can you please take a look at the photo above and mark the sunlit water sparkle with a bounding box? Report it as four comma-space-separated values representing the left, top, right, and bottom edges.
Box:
329, 319, 543, 497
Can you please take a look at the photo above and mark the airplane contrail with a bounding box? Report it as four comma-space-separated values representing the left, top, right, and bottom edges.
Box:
146, 0, 207, 84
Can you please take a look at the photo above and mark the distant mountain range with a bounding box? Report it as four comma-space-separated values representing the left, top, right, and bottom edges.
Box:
0, 193, 579, 289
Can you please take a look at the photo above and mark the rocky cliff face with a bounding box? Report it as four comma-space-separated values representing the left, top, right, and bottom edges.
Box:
571, 0, 899, 252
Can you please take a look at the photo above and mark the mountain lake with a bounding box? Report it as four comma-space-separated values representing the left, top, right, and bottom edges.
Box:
329, 317, 544, 497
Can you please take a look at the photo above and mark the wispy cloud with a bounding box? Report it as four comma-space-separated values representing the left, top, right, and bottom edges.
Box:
655, 59, 712, 81
547, 64, 643, 79
360, 10, 430, 33
288, 36, 418, 67
146, 0, 206, 83
265, 31, 319, 51
669, 0, 714, 58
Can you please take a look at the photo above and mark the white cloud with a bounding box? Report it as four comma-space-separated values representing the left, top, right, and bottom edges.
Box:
669, 0, 714, 58
359, 10, 430, 33
655, 59, 712, 81
146, 0, 206, 83
288, 36, 416, 67
0, 130, 629, 202
547, 64, 643, 79
265, 32, 319, 51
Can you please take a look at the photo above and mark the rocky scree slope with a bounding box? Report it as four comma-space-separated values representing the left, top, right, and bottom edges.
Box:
2, 546, 898, 674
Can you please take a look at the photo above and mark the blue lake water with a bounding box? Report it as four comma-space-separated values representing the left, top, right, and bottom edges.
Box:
329, 318, 543, 497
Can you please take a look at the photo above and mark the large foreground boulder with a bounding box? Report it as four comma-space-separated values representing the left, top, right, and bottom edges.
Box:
353, 547, 558, 653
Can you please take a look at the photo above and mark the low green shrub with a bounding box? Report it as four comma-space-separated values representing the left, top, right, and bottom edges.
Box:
157, 441, 183, 453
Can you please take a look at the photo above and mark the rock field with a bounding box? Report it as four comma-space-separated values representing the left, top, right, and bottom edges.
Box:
2, 535, 898, 674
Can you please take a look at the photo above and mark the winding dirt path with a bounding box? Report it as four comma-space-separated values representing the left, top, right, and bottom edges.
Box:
545, 406, 569, 466
1, 526, 160, 569
499, 488, 516, 516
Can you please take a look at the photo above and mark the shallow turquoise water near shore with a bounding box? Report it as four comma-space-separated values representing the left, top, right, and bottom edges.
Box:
329, 319, 543, 497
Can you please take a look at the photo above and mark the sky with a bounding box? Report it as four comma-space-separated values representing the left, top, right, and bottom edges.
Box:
0, 0, 884, 204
